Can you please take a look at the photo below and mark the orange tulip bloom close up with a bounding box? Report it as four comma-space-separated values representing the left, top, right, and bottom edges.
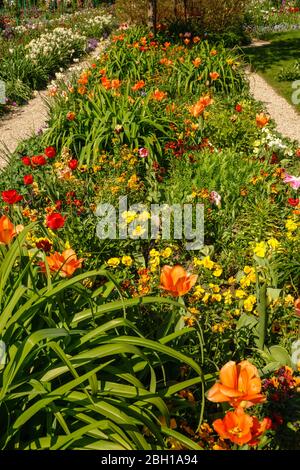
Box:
159, 265, 198, 297
39, 249, 83, 278
0, 215, 22, 245
207, 360, 266, 408
213, 407, 271, 446
189, 95, 213, 118
256, 113, 270, 128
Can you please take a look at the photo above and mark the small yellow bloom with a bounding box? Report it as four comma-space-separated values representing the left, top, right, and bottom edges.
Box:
132, 225, 146, 237
213, 265, 223, 277
223, 290, 233, 305
235, 289, 246, 299
122, 210, 137, 224
244, 294, 256, 312
267, 238, 280, 250
228, 276, 236, 285
201, 256, 215, 270
284, 294, 294, 306
286, 219, 298, 232
150, 249, 160, 258
253, 241, 267, 258
107, 257, 120, 267
138, 210, 151, 222
122, 255, 133, 267
211, 293, 222, 302
161, 247, 172, 258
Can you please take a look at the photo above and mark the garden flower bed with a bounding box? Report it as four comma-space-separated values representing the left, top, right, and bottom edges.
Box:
0, 7, 115, 113
0, 19, 299, 451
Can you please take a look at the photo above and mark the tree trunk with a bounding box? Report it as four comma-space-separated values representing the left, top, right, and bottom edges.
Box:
148, 0, 157, 35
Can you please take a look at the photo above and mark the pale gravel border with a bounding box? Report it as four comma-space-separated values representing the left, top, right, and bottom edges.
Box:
0, 39, 109, 169
247, 70, 300, 144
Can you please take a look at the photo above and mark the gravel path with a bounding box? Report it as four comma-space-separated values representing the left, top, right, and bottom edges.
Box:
0, 40, 109, 169
247, 70, 300, 143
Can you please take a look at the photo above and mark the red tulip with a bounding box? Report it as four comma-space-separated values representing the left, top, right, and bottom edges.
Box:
23, 174, 34, 185
31, 155, 46, 166
21, 156, 31, 166
68, 159, 78, 170
1, 189, 23, 204
288, 198, 299, 207
46, 213, 66, 230
235, 104, 243, 112
45, 146, 56, 158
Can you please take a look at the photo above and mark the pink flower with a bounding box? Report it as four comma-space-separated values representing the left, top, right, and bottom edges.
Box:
284, 173, 300, 190
138, 148, 149, 158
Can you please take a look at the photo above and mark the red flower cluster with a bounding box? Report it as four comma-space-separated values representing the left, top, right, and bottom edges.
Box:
1, 189, 23, 204
21, 146, 57, 167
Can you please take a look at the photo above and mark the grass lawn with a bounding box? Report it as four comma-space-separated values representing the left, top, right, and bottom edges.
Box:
242, 30, 300, 113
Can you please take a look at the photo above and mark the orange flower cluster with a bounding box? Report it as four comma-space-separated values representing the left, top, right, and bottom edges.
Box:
256, 113, 270, 128
39, 249, 83, 278
152, 89, 167, 101
189, 95, 213, 118
131, 80, 145, 91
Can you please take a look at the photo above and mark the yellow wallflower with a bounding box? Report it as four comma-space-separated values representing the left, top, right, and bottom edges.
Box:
122, 255, 133, 267
243, 294, 256, 312
209, 283, 220, 293
228, 276, 236, 285
201, 256, 215, 270
253, 241, 267, 258
235, 289, 246, 299
202, 293, 210, 303
267, 238, 280, 250
284, 294, 295, 306
150, 248, 160, 258
213, 265, 223, 277
107, 258, 120, 267
161, 247, 172, 258
223, 290, 233, 305
132, 225, 146, 237
122, 211, 137, 224
193, 285, 205, 300
211, 293, 222, 302
286, 219, 298, 232
138, 211, 151, 222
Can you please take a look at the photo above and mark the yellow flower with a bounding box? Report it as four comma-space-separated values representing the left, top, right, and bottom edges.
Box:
284, 294, 294, 306
228, 276, 236, 285
286, 219, 298, 232
138, 210, 151, 222
211, 293, 222, 302
233, 309, 241, 317
107, 257, 120, 267
244, 266, 254, 275
209, 283, 220, 293
132, 225, 146, 237
267, 238, 280, 250
201, 256, 215, 270
122, 210, 137, 224
240, 276, 251, 288
202, 293, 210, 303
235, 289, 246, 299
150, 249, 160, 258
213, 265, 223, 277
122, 255, 133, 267
253, 241, 267, 258
161, 247, 172, 258
223, 290, 233, 305
244, 294, 256, 312
193, 285, 205, 299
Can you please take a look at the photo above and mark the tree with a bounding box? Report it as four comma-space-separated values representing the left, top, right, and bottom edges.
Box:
148, 0, 157, 34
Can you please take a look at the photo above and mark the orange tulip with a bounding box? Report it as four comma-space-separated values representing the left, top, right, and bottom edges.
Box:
132, 80, 145, 91
159, 265, 198, 297
209, 72, 220, 80
207, 360, 266, 408
256, 113, 270, 128
152, 89, 167, 101
39, 249, 83, 278
192, 57, 202, 68
0, 215, 17, 244
213, 407, 271, 446
189, 95, 213, 118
